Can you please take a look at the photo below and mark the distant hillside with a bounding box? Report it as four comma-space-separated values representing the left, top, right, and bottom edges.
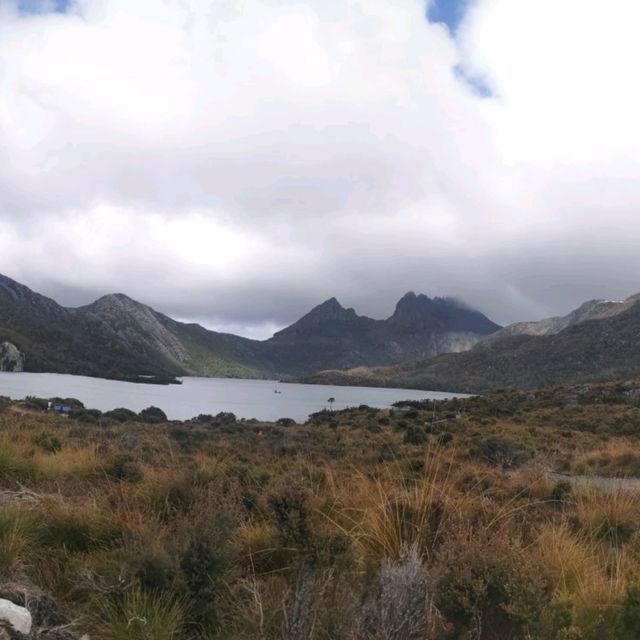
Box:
480, 295, 640, 344
0, 275, 500, 379
0, 277, 261, 378
301, 295, 640, 393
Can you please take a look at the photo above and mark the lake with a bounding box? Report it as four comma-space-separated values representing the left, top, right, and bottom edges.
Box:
0, 372, 466, 422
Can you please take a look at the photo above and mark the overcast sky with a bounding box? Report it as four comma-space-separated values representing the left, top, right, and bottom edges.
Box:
1, 0, 640, 338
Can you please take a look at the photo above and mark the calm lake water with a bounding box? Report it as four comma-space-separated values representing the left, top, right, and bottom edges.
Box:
0, 372, 466, 422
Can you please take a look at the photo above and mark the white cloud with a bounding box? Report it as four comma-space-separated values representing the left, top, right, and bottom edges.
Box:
1, 0, 640, 337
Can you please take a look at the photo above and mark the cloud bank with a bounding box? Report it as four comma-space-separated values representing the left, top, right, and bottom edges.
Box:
1, 0, 639, 337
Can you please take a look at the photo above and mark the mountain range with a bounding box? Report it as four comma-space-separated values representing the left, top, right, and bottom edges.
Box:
0, 274, 500, 379
301, 293, 640, 392
4, 272, 640, 393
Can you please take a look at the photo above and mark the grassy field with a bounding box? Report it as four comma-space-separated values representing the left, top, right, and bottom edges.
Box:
3, 383, 640, 639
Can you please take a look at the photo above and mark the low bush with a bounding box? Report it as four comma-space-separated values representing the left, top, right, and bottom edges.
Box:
139, 406, 167, 423
106, 454, 144, 483
269, 487, 310, 546
479, 437, 529, 468
404, 425, 427, 445
33, 432, 62, 453
436, 542, 552, 639
180, 523, 230, 633
104, 407, 138, 423
23, 396, 49, 411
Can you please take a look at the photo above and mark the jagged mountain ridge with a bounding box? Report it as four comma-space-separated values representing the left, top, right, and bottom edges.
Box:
301, 293, 640, 393
0, 275, 501, 378
261, 292, 501, 374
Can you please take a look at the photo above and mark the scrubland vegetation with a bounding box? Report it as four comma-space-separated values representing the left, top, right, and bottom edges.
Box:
3, 382, 640, 638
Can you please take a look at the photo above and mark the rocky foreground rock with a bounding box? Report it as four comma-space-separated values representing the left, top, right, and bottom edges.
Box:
0, 599, 31, 635
0, 584, 85, 640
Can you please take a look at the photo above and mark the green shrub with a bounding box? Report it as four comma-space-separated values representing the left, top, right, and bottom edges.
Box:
136, 553, 177, 593
23, 396, 49, 411
104, 408, 138, 423
139, 406, 167, 423
180, 526, 229, 632
404, 425, 427, 445
269, 487, 310, 546
152, 476, 197, 521
479, 437, 529, 468
106, 454, 144, 483
70, 409, 103, 423
436, 544, 551, 638
33, 432, 62, 453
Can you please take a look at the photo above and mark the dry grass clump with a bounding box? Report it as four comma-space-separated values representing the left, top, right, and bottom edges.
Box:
0, 507, 36, 575
574, 484, 640, 544
323, 449, 456, 563
573, 439, 640, 477
536, 521, 632, 633
93, 587, 189, 640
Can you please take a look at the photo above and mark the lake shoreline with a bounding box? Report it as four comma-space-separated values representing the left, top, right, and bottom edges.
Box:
0, 371, 467, 423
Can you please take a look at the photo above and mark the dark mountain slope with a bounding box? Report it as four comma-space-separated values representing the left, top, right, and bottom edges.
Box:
389, 292, 501, 334
302, 298, 640, 393
0, 276, 183, 377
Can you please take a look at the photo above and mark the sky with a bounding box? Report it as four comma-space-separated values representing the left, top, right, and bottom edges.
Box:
1, 0, 640, 339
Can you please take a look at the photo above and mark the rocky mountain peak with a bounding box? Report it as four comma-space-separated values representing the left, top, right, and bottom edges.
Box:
389, 292, 500, 335
88, 293, 145, 312
308, 297, 353, 319
290, 297, 360, 325
391, 292, 451, 324
272, 297, 363, 340
392, 291, 436, 318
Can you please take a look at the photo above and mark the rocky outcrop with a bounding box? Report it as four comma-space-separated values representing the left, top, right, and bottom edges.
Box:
0, 343, 23, 372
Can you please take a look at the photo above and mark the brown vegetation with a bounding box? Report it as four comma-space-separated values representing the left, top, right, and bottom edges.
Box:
2, 382, 640, 638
